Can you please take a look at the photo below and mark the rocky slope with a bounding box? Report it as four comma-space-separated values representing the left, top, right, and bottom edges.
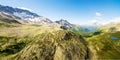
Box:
14, 30, 88, 60
55, 19, 101, 37
0, 4, 39, 19
0, 5, 54, 25
0, 12, 89, 60
55, 19, 75, 29
0, 24, 89, 60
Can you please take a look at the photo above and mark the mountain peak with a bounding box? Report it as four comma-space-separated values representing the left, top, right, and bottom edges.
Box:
0, 4, 56, 25
0, 4, 39, 19
55, 19, 75, 30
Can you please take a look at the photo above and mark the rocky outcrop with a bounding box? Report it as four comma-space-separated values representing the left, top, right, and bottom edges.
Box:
14, 30, 89, 60
55, 19, 75, 30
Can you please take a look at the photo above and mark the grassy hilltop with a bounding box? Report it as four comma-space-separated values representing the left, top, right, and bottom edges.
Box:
0, 17, 89, 60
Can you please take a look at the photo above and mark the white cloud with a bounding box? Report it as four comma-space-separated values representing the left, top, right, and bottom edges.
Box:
17, 7, 32, 11
79, 19, 104, 26
100, 17, 120, 25
80, 16, 120, 26
108, 17, 120, 23
96, 12, 102, 17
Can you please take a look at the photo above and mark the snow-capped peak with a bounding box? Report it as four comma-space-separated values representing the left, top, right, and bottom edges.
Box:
0, 4, 39, 19
17, 7, 32, 12
0, 4, 55, 25
26, 17, 54, 25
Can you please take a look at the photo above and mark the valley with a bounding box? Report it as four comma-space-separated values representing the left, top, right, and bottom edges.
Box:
0, 4, 120, 60
0, 23, 89, 60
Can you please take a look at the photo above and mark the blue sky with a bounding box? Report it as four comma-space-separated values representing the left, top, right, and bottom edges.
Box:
0, 0, 120, 24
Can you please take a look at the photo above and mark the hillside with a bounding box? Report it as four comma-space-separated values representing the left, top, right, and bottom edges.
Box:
0, 4, 120, 60
86, 24, 120, 59
0, 21, 89, 60
0, 5, 90, 60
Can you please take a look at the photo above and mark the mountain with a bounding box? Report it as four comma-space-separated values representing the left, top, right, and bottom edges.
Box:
15, 30, 88, 60
0, 12, 21, 27
0, 11, 20, 19
80, 20, 103, 32
86, 29, 120, 59
55, 19, 75, 29
0, 24, 89, 60
100, 23, 120, 33
55, 19, 101, 37
79, 26, 98, 32
0, 5, 54, 25
0, 5, 39, 19
56, 19, 101, 31
1, 4, 120, 60
85, 21, 120, 59
27, 16, 54, 25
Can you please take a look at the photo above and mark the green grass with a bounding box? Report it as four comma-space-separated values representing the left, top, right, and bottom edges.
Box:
86, 31, 120, 59
13, 30, 88, 60
0, 17, 21, 28
0, 27, 88, 60
0, 17, 20, 24
1, 16, 120, 60
0, 42, 26, 56
71, 26, 102, 38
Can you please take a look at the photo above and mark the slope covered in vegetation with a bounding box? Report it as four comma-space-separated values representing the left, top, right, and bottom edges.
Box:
86, 31, 120, 59
0, 22, 89, 60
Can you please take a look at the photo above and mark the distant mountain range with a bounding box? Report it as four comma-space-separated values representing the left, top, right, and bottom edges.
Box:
0, 4, 120, 60
0, 5, 54, 25
0, 5, 39, 19
1, 4, 120, 33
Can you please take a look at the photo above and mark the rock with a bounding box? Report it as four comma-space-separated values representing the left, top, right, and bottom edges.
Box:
14, 30, 89, 60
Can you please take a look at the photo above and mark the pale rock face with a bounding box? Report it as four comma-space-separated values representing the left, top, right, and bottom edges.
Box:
0, 11, 19, 19
13, 12, 35, 19
0, 4, 39, 19
25, 17, 54, 25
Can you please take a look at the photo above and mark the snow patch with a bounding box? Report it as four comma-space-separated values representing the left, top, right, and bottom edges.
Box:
13, 12, 34, 19
17, 7, 32, 11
